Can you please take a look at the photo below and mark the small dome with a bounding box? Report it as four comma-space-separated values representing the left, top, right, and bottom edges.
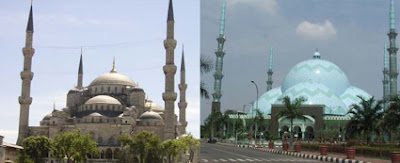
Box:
42, 113, 52, 120
89, 72, 136, 87
145, 101, 164, 112
87, 112, 103, 117
139, 111, 163, 120
85, 95, 121, 105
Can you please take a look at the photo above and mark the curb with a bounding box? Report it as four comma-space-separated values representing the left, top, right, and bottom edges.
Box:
233, 145, 370, 163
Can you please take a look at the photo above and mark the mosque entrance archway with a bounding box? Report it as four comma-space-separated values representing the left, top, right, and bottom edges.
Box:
278, 115, 315, 140
305, 126, 314, 140
294, 126, 302, 140
279, 125, 289, 139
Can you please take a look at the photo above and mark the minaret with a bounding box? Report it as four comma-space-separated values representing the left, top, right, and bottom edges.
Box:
77, 49, 83, 89
383, 43, 390, 109
266, 46, 273, 91
17, 4, 35, 145
388, 0, 398, 98
211, 0, 227, 113
163, 0, 178, 140
178, 45, 187, 134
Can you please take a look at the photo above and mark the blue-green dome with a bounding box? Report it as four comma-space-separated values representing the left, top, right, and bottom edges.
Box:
340, 86, 372, 108
281, 58, 350, 96
250, 87, 282, 115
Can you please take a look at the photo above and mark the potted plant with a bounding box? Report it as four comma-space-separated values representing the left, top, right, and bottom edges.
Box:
319, 145, 329, 155
282, 140, 289, 151
391, 151, 400, 163
268, 136, 277, 149
345, 147, 356, 159
294, 142, 301, 152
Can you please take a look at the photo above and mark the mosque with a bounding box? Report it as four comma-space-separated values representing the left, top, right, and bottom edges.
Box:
217, 0, 399, 141
14, 0, 188, 161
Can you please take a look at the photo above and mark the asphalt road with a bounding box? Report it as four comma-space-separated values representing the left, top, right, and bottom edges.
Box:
200, 142, 323, 163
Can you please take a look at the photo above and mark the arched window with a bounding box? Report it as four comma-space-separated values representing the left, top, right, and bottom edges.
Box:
106, 148, 112, 159
115, 87, 117, 93
108, 87, 111, 93
95, 87, 98, 94
101, 87, 104, 93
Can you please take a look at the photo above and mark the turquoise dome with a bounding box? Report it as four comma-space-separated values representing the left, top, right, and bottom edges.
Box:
281, 58, 350, 96
250, 51, 371, 116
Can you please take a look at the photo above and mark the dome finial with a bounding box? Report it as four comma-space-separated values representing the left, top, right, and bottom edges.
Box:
313, 48, 321, 59
110, 57, 117, 73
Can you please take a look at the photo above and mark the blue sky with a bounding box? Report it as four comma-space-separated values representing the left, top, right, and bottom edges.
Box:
0, 0, 199, 143
201, 0, 392, 122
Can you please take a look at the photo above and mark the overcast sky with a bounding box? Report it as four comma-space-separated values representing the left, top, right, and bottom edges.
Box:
201, 0, 391, 123
0, 0, 200, 143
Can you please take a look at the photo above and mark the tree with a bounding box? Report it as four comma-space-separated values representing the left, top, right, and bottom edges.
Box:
162, 139, 186, 163
19, 136, 53, 163
277, 96, 307, 149
346, 96, 384, 144
52, 130, 99, 163
383, 96, 400, 142
179, 134, 200, 162
118, 131, 162, 163
253, 109, 265, 145
204, 111, 223, 140
200, 55, 213, 99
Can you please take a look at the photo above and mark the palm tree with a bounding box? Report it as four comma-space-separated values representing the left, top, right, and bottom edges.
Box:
204, 111, 223, 140
346, 96, 384, 144
200, 55, 213, 99
382, 96, 400, 142
277, 96, 307, 149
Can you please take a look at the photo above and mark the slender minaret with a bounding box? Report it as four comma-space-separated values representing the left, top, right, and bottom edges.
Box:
266, 46, 274, 91
178, 45, 187, 134
17, 4, 35, 145
383, 43, 390, 109
77, 49, 83, 89
388, 0, 398, 98
211, 0, 226, 113
163, 0, 178, 140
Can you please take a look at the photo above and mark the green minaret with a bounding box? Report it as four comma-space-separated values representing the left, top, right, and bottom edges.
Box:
267, 46, 273, 91
388, 0, 398, 98
211, 0, 226, 113
383, 44, 390, 109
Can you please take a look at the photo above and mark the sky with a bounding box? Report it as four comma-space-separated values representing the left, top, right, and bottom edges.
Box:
0, 0, 200, 143
201, 0, 391, 123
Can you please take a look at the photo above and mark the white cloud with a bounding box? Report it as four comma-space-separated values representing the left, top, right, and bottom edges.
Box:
296, 20, 337, 40
228, 0, 278, 15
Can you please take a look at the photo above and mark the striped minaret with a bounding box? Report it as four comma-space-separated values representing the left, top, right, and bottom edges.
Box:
388, 0, 398, 98
266, 46, 273, 91
163, 0, 178, 140
211, 0, 227, 113
17, 4, 35, 145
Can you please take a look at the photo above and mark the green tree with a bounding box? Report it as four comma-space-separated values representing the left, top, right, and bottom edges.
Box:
204, 111, 223, 140
277, 96, 307, 149
346, 96, 384, 144
52, 130, 99, 163
383, 96, 400, 142
253, 109, 265, 145
179, 134, 200, 162
200, 55, 213, 99
118, 131, 162, 163
19, 136, 53, 163
162, 139, 186, 163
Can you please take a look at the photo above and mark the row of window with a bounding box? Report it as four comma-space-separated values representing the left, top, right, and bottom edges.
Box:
90, 86, 126, 94
78, 104, 123, 112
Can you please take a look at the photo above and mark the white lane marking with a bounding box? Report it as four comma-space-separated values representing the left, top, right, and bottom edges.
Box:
210, 148, 251, 158
253, 158, 262, 161
212, 159, 219, 162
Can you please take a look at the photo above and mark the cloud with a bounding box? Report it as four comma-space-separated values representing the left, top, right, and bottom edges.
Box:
296, 20, 337, 40
228, 0, 278, 15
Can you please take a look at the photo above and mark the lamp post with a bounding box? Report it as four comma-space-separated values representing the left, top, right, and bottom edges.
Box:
251, 80, 259, 145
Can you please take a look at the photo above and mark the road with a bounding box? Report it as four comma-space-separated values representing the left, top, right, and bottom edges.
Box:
200, 142, 323, 163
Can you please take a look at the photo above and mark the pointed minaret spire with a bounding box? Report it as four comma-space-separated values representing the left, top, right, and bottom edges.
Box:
267, 46, 274, 91
17, 3, 35, 145
26, 4, 34, 32
77, 49, 83, 89
383, 43, 390, 109
110, 57, 117, 73
211, 0, 227, 113
388, 0, 399, 98
163, 0, 178, 140
178, 45, 187, 134
167, 0, 174, 21
390, 0, 395, 30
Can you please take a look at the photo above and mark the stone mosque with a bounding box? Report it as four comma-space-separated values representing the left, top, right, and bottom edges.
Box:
15, 0, 187, 161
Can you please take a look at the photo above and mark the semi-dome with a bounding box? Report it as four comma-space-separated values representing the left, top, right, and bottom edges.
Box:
340, 86, 372, 108
281, 55, 350, 96
86, 112, 103, 117
85, 95, 121, 105
276, 80, 348, 115
89, 72, 136, 87
250, 87, 282, 115
145, 101, 164, 112
139, 111, 163, 120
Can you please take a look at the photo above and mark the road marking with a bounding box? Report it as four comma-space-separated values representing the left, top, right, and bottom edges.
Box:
212, 159, 219, 162
237, 158, 246, 162
228, 159, 237, 162
210, 148, 250, 158
245, 158, 254, 161
219, 159, 227, 162
253, 158, 262, 161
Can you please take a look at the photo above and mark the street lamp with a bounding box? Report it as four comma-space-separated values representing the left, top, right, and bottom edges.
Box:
250, 80, 259, 145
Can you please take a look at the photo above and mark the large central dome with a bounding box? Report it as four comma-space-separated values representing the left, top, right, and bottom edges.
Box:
281, 52, 350, 96
89, 72, 136, 87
